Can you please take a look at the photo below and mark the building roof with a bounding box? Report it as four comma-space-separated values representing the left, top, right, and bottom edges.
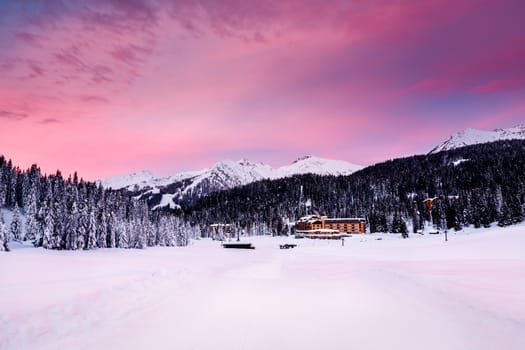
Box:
296, 215, 366, 224
296, 215, 323, 224
325, 218, 366, 223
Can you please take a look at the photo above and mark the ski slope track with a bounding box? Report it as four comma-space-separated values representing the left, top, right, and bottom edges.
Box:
1, 224, 524, 350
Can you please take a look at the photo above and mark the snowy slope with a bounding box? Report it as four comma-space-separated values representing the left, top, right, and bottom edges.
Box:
188, 159, 273, 189
1, 224, 524, 350
100, 156, 362, 208
100, 170, 158, 190
101, 156, 361, 191
100, 169, 211, 191
430, 124, 525, 153
277, 155, 362, 177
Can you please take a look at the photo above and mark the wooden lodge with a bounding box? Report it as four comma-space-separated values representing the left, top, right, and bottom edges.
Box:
295, 215, 366, 238
207, 223, 233, 240
209, 223, 232, 234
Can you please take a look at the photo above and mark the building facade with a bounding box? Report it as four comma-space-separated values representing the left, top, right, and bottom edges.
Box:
295, 215, 366, 236
208, 224, 232, 239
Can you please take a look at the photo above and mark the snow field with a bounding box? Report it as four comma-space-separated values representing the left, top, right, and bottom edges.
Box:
1, 225, 524, 350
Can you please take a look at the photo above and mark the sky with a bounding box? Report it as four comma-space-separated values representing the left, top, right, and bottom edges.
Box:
0, 0, 524, 180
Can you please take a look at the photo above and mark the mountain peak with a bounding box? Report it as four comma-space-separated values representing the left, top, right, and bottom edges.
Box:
98, 156, 363, 209
237, 158, 264, 167
278, 156, 363, 178
292, 155, 315, 164
100, 170, 157, 190
430, 124, 525, 153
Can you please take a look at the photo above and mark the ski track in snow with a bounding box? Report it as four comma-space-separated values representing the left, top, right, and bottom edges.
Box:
1, 226, 525, 350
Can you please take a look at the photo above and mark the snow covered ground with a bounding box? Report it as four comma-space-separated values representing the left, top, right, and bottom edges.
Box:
1, 225, 524, 350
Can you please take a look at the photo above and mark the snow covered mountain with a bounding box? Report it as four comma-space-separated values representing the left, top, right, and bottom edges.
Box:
430, 124, 525, 153
276, 155, 362, 178
100, 156, 362, 209
100, 170, 158, 190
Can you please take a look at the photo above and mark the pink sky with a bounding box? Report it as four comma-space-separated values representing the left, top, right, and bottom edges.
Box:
1, 0, 524, 179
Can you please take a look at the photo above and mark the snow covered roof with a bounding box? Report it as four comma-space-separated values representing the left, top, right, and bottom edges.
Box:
297, 215, 366, 224
296, 215, 324, 224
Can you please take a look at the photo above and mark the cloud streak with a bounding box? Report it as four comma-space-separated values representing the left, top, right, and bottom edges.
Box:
0, 0, 524, 179
0, 109, 28, 120
40, 118, 61, 124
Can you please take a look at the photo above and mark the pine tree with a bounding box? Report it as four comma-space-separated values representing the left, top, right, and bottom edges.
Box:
508, 194, 523, 224
51, 176, 66, 249
131, 218, 146, 249
76, 201, 87, 249
118, 221, 130, 248
0, 211, 9, 251
411, 208, 420, 234
33, 201, 46, 247
25, 185, 39, 243
0, 184, 6, 207
376, 212, 388, 233
107, 213, 116, 248
165, 217, 176, 247
86, 206, 97, 250
97, 209, 108, 248
66, 201, 80, 250
42, 200, 55, 249
391, 212, 408, 234
50, 200, 63, 249
176, 222, 189, 247
498, 203, 512, 227
5, 161, 17, 207
10, 203, 23, 241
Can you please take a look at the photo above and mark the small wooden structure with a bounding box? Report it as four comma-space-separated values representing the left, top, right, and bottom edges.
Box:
423, 197, 437, 211
222, 242, 255, 249
279, 244, 297, 249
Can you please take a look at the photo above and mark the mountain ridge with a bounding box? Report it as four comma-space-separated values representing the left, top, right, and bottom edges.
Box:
430, 124, 525, 153
100, 155, 363, 209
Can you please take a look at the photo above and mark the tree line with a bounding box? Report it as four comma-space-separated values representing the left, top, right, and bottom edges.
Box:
182, 140, 525, 235
0, 157, 196, 251
2, 139, 523, 250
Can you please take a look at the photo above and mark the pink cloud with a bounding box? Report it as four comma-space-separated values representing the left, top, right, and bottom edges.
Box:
405, 79, 460, 95
472, 78, 525, 94
79, 95, 110, 104
0, 109, 28, 120
0, 0, 524, 179
110, 44, 153, 65
13, 31, 43, 47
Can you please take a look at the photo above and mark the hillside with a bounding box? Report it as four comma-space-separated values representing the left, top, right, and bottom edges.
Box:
101, 156, 362, 209
430, 124, 525, 153
0, 157, 193, 251
184, 140, 525, 234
